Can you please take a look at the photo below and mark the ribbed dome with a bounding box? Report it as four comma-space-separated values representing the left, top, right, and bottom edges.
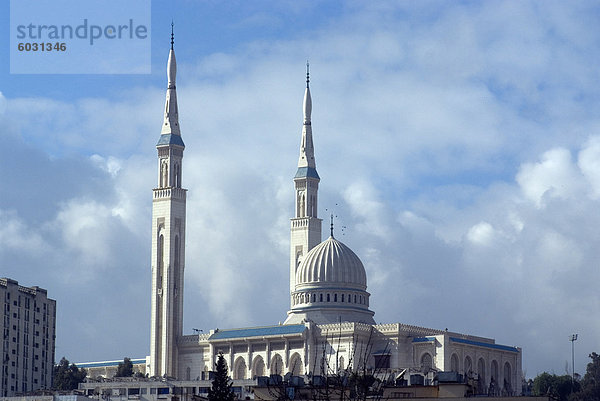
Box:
296, 236, 367, 289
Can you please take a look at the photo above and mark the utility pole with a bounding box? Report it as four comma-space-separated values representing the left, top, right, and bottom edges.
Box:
570, 334, 578, 389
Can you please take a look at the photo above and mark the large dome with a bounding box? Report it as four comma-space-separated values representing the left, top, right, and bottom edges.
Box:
285, 235, 375, 325
295, 236, 367, 289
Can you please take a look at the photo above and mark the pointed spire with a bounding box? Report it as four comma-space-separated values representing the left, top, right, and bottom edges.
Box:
161, 24, 180, 136
297, 63, 316, 170
303, 62, 312, 125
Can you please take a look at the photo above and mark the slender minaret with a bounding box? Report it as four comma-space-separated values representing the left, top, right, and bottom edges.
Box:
289, 63, 322, 308
149, 25, 186, 379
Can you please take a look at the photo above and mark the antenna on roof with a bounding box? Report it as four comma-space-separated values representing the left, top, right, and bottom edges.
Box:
330, 213, 334, 237
325, 204, 340, 238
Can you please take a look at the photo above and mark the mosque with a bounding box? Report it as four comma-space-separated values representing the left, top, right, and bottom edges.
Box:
80, 36, 522, 399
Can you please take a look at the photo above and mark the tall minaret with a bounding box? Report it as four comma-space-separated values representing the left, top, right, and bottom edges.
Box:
289, 63, 322, 308
149, 25, 186, 379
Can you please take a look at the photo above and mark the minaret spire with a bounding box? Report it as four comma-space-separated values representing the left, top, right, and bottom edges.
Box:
288, 65, 322, 315
150, 26, 187, 379
299, 63, 315, 169
162, 24, 180, 136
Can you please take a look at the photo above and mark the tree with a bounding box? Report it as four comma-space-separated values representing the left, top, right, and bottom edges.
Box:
208, 352, 236, 401
570, 352, 600, 401
53, 357, 87, 390
115, 357, 134, 377
532, 372, 578, 401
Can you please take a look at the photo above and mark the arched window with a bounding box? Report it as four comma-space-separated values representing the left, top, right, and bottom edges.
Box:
297, 193, 304, 218
327, 294, 330, 302
157, 234, 164, 288
464, 356, 472, 375
421, 353, 432, 372
174, 163, 181, 188
451, 354, 459, 372
253, 356, 265, 378
161, 161, 168, 187
312, 293, 316, 302
338, 356, 345, 371
234, 357, 247, 380
320, 294, 323, 302
490, 360, 499, 396
477, 358, 486, 388
271, 354, 283, 375
334, 294, 337, 302
503, 362, 512, 393
341, 294, 345, 302
354, 295, 357, 303
289, 353, 303, 375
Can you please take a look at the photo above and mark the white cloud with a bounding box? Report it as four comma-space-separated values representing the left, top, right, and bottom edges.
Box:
517, 148, 585, 207
2, 0, 600, 377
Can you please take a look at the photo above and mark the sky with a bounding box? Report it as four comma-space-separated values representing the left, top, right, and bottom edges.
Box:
1, 0, 599, 380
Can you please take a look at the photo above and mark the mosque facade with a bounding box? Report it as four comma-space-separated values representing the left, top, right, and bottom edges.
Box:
82, 39, 522, 398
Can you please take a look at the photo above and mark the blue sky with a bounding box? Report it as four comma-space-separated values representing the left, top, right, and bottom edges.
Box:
1, 0, 600, 379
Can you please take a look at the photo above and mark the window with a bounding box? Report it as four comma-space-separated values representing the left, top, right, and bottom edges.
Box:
319, 294, 323, 302
327, 294, 330, 302
334, 294, 337, 302
341, 294, 345, 302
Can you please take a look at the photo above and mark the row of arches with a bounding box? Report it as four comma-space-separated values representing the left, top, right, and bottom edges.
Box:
159, 160, 182, 188
292, 291, 368, 306
296, 192, 317, 218
231, 353, 304, 380
423, 352, 513, 392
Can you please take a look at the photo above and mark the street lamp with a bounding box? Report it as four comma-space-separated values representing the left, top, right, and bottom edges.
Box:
570, 334, 578, 387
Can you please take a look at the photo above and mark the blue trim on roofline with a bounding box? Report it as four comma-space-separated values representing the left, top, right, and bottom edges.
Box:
157, 134, 185, 147
295, 167, 320, 179
208, 324, 306, 340
75, 358, 146, 368
450, 337, 519, 353
413, 337, 437, 343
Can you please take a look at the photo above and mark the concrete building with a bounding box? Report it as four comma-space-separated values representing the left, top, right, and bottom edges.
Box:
0, 278, 56, 396
80, 34, 523, 400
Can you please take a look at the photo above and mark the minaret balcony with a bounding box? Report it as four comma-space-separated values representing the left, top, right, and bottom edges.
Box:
153, 187, 187, 200
291, 217, 312, 228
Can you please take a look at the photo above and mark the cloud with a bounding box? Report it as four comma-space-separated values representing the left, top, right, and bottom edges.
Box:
1, 1, 600, 377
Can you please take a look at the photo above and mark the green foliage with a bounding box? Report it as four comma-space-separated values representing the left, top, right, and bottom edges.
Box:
52, 357, 87, 390
115, 357, 134, 377
570, 352, 600, 401
208, 352, 235, 401
533, 372, 577, 401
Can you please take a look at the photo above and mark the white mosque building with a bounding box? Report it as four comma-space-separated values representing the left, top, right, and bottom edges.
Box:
80, 36, 522, 399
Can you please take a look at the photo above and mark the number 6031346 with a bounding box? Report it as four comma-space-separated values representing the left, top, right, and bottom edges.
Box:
18, 42, 66, 51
